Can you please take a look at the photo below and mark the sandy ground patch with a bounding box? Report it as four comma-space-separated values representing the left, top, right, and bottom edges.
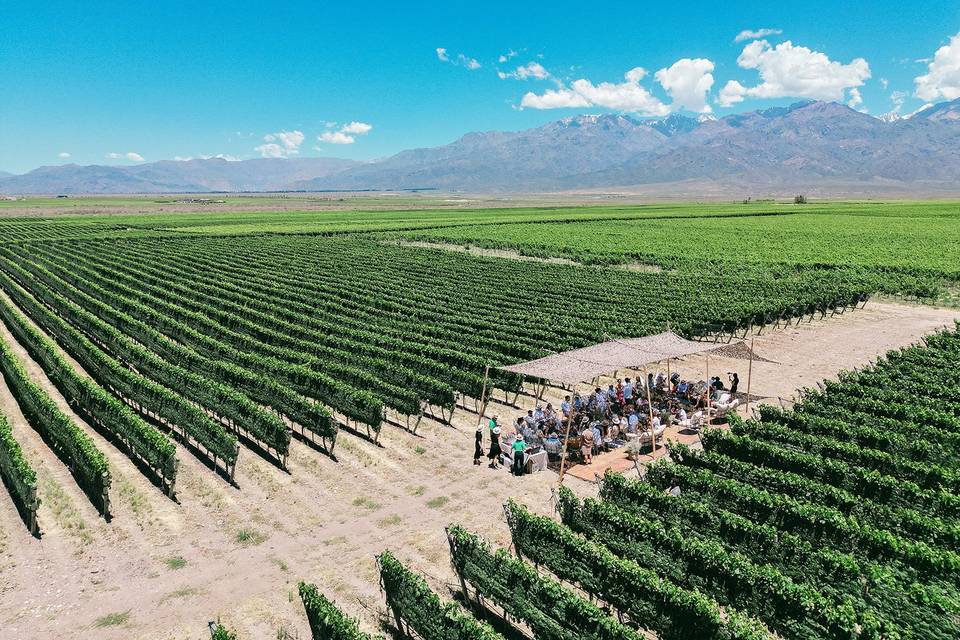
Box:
0, 300, 957, 639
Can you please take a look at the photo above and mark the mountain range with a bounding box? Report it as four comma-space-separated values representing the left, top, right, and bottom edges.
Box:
4, 99, 960, 195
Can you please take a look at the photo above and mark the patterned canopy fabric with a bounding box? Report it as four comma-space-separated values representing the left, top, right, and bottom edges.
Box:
500, 332, 732, 385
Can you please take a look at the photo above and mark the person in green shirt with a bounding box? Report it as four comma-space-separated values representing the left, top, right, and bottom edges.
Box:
511, 434, 527, 476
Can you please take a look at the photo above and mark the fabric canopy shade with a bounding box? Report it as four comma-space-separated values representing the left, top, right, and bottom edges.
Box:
499, 332, 732, 386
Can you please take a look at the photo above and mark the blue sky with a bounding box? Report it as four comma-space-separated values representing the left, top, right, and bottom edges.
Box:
2, 0, 960, 173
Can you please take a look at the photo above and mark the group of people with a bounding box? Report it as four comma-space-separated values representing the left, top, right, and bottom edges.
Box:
474, 370, 741, 472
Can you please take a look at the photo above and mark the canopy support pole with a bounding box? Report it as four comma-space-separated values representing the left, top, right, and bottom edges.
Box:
558, 401, 576, 485
643, 365, 656, 454
705, 354, 711, 425
475, 365, 490, 428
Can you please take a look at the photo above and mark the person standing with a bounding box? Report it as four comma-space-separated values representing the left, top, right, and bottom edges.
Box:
580, 425, 595, 463
729, 372, 740, 394
474, 425, 484, 465
511, 434, 527, 476
487, 424, 502, 469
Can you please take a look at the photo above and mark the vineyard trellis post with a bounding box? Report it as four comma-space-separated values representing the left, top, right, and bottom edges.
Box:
28, 484, 38, 536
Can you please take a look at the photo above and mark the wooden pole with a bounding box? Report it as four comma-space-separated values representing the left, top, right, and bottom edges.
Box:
475, 365, 490, 428
643, 365, 656, 453
666, 357, 672, 419
558, 395, 576, 485
705, 354, 711, 425
745, 337, 755, 416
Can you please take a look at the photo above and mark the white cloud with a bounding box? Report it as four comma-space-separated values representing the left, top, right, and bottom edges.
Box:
498, 61, 550, 80
254, 143, 285, 158
318, 131, 355, 144
174, 154, 240, 162
58, 152, 71, 159
317, 121, 373, 145
340, 121, 373, 135
106, 151, 144, 162
847, 87, 863, 108
521, 59, 716, 115
890, 89, 908, 112
522, 66, 670, 115
915, 32, 960, 101
880, 78, 889, 90
520, 87, 592, 109
498, 49, 518, 63
654, 58, 715, 113
460, 54, 481, 70
717, 40, 870, 107
734, 28, 782, 42
436, 47, 481, 70
255, 130, 304, 158
717, 80, 747, 106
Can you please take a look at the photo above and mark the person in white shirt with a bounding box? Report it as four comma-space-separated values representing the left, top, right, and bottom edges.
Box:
623, 378, 634, 402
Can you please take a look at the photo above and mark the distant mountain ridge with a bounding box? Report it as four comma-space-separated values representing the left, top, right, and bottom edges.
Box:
5, 98, 960, 194
0, 157, 361, 194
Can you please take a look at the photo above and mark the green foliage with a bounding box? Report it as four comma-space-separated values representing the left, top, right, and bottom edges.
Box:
0, 326, 110, 512
0, 286, 177, 485
0, 264, 239, 466
377, 550, 504, 640
210, 622, 237, 640
298, 582, 384, 640
502, 500, 774, 640
447, 524, 645, 640
0, 413, 38, 522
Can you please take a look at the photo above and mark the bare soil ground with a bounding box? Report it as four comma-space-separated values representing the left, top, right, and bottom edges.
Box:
0, 300, 957, 640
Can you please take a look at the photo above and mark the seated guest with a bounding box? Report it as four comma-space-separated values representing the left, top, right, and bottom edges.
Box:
533, 405, 544, 422
524, 410, 537, 429
543, 403, 557, 424
524, 425, 543, 448
627, 409, 639, 434
612, 416, 625, 440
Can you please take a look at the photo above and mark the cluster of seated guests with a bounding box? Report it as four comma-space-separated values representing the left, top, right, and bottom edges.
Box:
474, 371, 740, 472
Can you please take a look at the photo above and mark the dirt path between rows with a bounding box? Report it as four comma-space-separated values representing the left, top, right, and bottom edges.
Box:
0, 300, 957, 640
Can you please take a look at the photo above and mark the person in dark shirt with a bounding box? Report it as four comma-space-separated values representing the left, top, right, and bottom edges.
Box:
474, 425, 484, 465
487, 426, 501, 469
728, 372, 740, 394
